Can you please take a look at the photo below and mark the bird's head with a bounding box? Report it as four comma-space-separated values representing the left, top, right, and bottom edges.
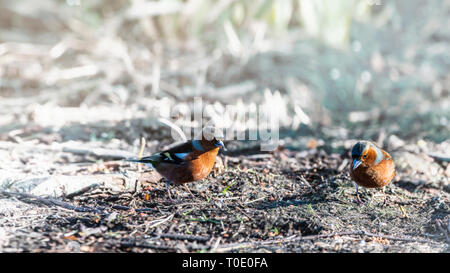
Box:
211, 137, 226, 150
193, 126, 226, 152
351, 141, 382, 170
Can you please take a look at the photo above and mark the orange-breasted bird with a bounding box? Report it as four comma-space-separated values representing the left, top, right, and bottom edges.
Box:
127, 129, 225, 199
349, 140, 395, 204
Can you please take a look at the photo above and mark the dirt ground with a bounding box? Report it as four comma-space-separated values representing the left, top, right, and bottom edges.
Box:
0, 0, 449, 253
0, 132, 449, 253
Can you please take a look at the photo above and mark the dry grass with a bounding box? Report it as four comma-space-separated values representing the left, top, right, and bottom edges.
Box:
0, 0, 449, 253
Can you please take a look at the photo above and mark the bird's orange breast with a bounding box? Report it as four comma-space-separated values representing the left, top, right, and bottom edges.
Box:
154, 148, 219, 184
350, 151, 395, 188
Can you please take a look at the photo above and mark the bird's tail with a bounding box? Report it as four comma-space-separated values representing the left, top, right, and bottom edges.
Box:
125, 154, 162, 167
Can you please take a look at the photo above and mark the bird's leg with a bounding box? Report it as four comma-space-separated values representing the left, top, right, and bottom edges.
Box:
381, 187, 388, 206
165, 180, 173, 200
184, 185, 195, 198
354, 183, 362, 205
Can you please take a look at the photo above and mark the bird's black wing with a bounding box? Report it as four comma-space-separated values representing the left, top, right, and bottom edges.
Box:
128, 141, 199, 166
154, 141, 198, 165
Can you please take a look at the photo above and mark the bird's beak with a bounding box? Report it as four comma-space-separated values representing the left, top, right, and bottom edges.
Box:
216, 140, 226, 151
352, 159, 362, 170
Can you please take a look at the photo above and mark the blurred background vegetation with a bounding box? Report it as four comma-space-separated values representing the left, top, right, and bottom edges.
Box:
0, 0, 449, 146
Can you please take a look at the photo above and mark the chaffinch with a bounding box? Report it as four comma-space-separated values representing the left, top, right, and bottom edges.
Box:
128, 129, 225, 199
349, 140, 395, 204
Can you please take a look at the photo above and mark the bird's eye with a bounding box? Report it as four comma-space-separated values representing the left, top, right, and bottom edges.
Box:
363, 154, 367, 159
